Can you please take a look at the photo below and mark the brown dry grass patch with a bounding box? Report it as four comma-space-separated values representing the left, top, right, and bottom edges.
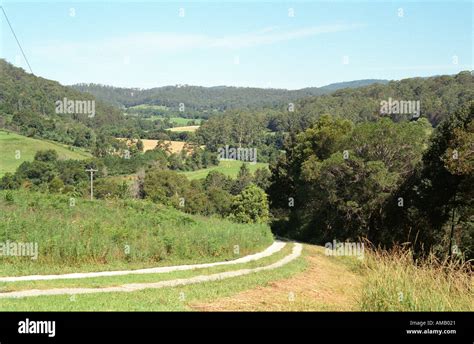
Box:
167, 126, 200, 132
117, 138, 194, 154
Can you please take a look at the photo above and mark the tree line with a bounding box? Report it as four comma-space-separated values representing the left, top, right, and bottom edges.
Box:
268, 103, 473, 260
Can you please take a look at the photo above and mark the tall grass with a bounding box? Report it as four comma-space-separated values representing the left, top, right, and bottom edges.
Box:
359, 245, 473, 311
0, 190, 273, 275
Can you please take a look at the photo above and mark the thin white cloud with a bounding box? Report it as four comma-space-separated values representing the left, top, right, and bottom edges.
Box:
210, 24, 360, 49
32, 24, 362, 58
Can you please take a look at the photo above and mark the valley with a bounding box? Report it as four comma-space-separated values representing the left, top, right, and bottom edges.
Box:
0, 60, 472, 314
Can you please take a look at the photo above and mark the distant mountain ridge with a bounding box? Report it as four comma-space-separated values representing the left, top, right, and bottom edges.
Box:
295, 71, 473, 126
71, 79, 389, 111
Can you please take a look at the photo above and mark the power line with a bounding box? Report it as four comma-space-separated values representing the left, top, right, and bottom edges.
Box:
1, 6, 34, 74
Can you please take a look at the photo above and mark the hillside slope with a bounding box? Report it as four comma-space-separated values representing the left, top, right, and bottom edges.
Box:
0, 190, 273, 276
296, 71, 473, 126
0, 130, 91, 176
0, 59, 124, 147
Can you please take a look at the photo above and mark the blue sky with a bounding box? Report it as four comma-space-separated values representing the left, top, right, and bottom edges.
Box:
0, 1, 472, 89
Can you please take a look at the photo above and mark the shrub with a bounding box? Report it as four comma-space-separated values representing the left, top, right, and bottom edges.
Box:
229, 184, 269, 224
4, 191, 14, 203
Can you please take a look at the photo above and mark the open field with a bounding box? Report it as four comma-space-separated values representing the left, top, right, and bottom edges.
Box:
127, 104, 169, 112
0, 190, 273, 276
125, 108, 203, 126
181, 160, 269, 180
167, 125, 200, 132
0, 130, 91, 177
168, 117, 202, 126
131, 115, 202, 126
117, 138, 195, 154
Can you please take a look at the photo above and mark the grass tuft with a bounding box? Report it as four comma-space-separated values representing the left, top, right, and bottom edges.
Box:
359, 245, 473, 311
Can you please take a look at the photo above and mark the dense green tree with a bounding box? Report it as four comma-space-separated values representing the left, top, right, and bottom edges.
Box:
380, 102, 473, 258
206, 186, 233, 217
34, 149, 58, 162
229, 184, 269, 224
349, 118, 432, 177
231, 163, 253, 195
268, 115, 353, 212
48, 176, 65, 193
269, 114, 431, 246
136, 139, 144, 152
15, 161, 56, 186
143, 170, 189, 206
253, 168, 271, 191
203, 171, 233, 192
0, 173, 20, 190
300, 154, 398, 241
94, 179, 129, 199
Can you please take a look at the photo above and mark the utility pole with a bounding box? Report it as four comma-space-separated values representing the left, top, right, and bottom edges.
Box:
85, 168, 98, 201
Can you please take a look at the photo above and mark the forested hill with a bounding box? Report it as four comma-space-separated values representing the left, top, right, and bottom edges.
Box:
294, 71, 473, 127
71, 79, 388, 111
0, 59, 124, 147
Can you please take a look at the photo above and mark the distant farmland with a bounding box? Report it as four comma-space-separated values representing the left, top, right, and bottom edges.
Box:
180, 160, 269, 180
167, 125, 200, 132
0, 131, 91, 177
117, 138, 199, 155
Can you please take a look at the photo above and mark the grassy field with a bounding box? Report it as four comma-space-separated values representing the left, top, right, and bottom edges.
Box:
134, 115, 202, 126
125, 108, 203, 126
127, 104, 169, 112
181, 160, 269, 180
0, 190, 273, 276
0, 130, 91, 177
169, 117, 202, 125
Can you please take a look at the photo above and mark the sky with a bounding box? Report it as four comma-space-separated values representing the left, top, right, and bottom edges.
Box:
0, 1, 472, 89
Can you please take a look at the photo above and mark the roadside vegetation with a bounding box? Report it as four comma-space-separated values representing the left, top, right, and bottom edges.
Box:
360, 246, 473, 311
0, 190, 273, 276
